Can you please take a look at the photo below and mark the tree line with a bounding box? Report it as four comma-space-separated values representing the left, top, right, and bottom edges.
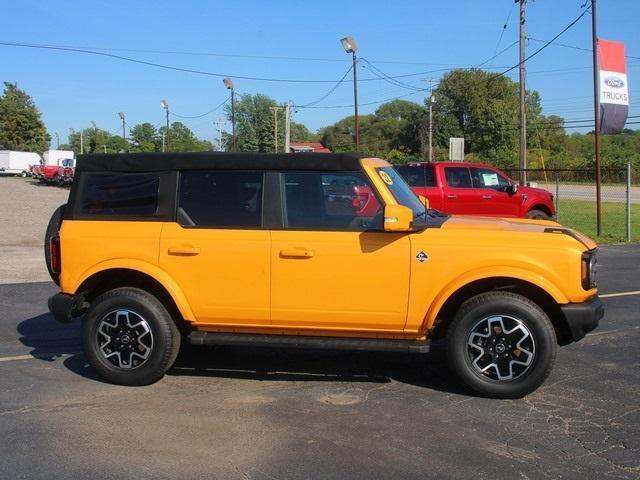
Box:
1, 75, 638, 176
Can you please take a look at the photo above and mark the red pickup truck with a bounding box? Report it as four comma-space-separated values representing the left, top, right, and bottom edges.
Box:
396, 162, 555, 219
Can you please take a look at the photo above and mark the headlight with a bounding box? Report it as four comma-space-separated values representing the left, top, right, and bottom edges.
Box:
581, 250, 597, 290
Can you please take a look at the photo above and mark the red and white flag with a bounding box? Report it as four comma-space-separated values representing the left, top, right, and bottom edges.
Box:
598, 39, 629, 134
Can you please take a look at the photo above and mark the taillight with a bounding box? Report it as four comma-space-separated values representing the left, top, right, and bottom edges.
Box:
50, 236, 61, 274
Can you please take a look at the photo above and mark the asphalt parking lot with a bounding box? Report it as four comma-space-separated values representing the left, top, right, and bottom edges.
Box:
0, 243, 638, 479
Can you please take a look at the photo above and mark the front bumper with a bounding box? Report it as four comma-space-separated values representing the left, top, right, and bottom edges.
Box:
560, 295, 604, 342
48, 293, 80, 323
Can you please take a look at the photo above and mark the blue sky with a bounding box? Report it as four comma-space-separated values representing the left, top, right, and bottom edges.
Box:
2, 0, 639, 146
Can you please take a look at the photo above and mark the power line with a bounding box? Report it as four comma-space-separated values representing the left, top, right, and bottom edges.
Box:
478, 40, 520, 68
170, 98, 229, 119
493, 1, 517, 56
360, 58, 425, 92
298, 64, 353, 108
0, 40, 500, 84
527, 36, 640, 60
297, 90, 423, 109
499, 5, 592, 76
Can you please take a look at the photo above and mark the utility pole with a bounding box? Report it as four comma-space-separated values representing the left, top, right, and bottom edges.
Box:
80, 130, 84, 155
519, 0, 527, 186
215, 118, 224, 151
421, 79, 435, 161
270, 106, 283, 153
591, 0, 602, 236
284, 101, 291, 153
54, 132, 59, 149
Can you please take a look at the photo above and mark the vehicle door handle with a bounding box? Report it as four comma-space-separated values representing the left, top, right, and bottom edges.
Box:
280, 249, 314, 259
482, 195, 493, 200
447, 194, 457, 199
168, 246, 201, 256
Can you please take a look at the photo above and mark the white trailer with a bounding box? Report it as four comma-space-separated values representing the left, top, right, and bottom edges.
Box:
43, 150, 75, 167
0, 151, 42, 176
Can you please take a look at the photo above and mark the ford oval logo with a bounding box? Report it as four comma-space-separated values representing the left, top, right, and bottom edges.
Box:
604, 76, 625, 88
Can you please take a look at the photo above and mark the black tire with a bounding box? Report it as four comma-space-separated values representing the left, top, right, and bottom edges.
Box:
44, 204, 66, 285
20, 171, 27, 177
526, 209, 551, 220
446, 292, 557, 399
82, 287, 181, 386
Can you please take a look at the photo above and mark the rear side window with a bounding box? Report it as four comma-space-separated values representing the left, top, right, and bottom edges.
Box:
396, 165, 436, 187
179, 171, 263, 228
79, 173, 160, 216
444, 167, 473, 188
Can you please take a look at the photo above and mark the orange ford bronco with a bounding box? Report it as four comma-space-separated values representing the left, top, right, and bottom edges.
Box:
46, 152, 602, 398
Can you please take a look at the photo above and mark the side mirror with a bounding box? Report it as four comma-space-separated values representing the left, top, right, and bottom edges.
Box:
507, 183, 518, 195
418, 195, 430, 209
383, 204, 414, 232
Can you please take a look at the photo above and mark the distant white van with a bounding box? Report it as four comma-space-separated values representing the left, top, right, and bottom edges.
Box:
0, 151, 42, 177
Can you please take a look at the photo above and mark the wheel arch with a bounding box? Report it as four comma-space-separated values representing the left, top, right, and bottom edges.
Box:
72, 263, 195, 327
426, 275, 574, 346
527, 204, 553, 217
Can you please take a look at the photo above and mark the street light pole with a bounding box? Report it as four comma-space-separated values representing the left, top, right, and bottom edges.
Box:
54, 132, 59, 149
341, 36, 359, 152
160, 100, 170, 152
118, 112, 126, 143
223, 78, 236, 152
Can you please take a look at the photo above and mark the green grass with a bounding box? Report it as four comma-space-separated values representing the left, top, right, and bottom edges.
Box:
556, 199, 639, 244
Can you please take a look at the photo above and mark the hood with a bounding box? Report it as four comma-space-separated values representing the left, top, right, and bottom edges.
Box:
519, 185, 553, 196
440, 216, 597, 250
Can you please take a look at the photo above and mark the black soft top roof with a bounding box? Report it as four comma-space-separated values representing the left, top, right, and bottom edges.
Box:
76, 152, 364, 173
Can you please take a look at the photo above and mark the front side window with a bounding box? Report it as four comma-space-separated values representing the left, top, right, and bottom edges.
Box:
282, 171, 382, 231
444, 167, 473, 188
375, 167, 425, 217
179, 171, 263, 228
471, 168, 511, 190
80, 173, 160, 216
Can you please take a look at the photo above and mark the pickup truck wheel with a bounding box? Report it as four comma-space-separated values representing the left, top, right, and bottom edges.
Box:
44, 204, 66, 285
446, 292, 557, 398
526, 209, 551, 220
82, 287, 180, 386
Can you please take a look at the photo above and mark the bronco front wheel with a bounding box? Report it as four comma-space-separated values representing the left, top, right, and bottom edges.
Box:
82, 287, 180, 386
446, 292, 557, 398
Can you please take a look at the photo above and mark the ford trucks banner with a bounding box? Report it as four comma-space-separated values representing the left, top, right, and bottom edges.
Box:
598, 39, 629, 134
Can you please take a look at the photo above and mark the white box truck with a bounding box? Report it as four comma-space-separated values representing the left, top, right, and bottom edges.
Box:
0, 151, 42, 177
43, 150, 75, 166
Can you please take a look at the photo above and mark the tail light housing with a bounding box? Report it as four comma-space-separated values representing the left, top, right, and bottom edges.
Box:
50, 236, 61, 274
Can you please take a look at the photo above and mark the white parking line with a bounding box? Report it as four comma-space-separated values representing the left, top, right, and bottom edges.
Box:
0, 354, 35, 362
600, 290, 640, 299
0, 352, 78, 363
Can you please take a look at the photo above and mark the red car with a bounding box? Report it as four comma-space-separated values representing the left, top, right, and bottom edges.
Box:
396, 162, 555, 219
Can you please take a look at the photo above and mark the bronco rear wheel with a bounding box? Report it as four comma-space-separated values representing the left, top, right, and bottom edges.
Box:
82, 287, 180, 386
446, 292, 557, 398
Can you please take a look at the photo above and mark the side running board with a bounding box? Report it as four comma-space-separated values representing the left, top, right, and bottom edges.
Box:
185, 331, 430, 354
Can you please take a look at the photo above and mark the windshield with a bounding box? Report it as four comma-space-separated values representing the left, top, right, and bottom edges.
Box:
375, 167, 427, 216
